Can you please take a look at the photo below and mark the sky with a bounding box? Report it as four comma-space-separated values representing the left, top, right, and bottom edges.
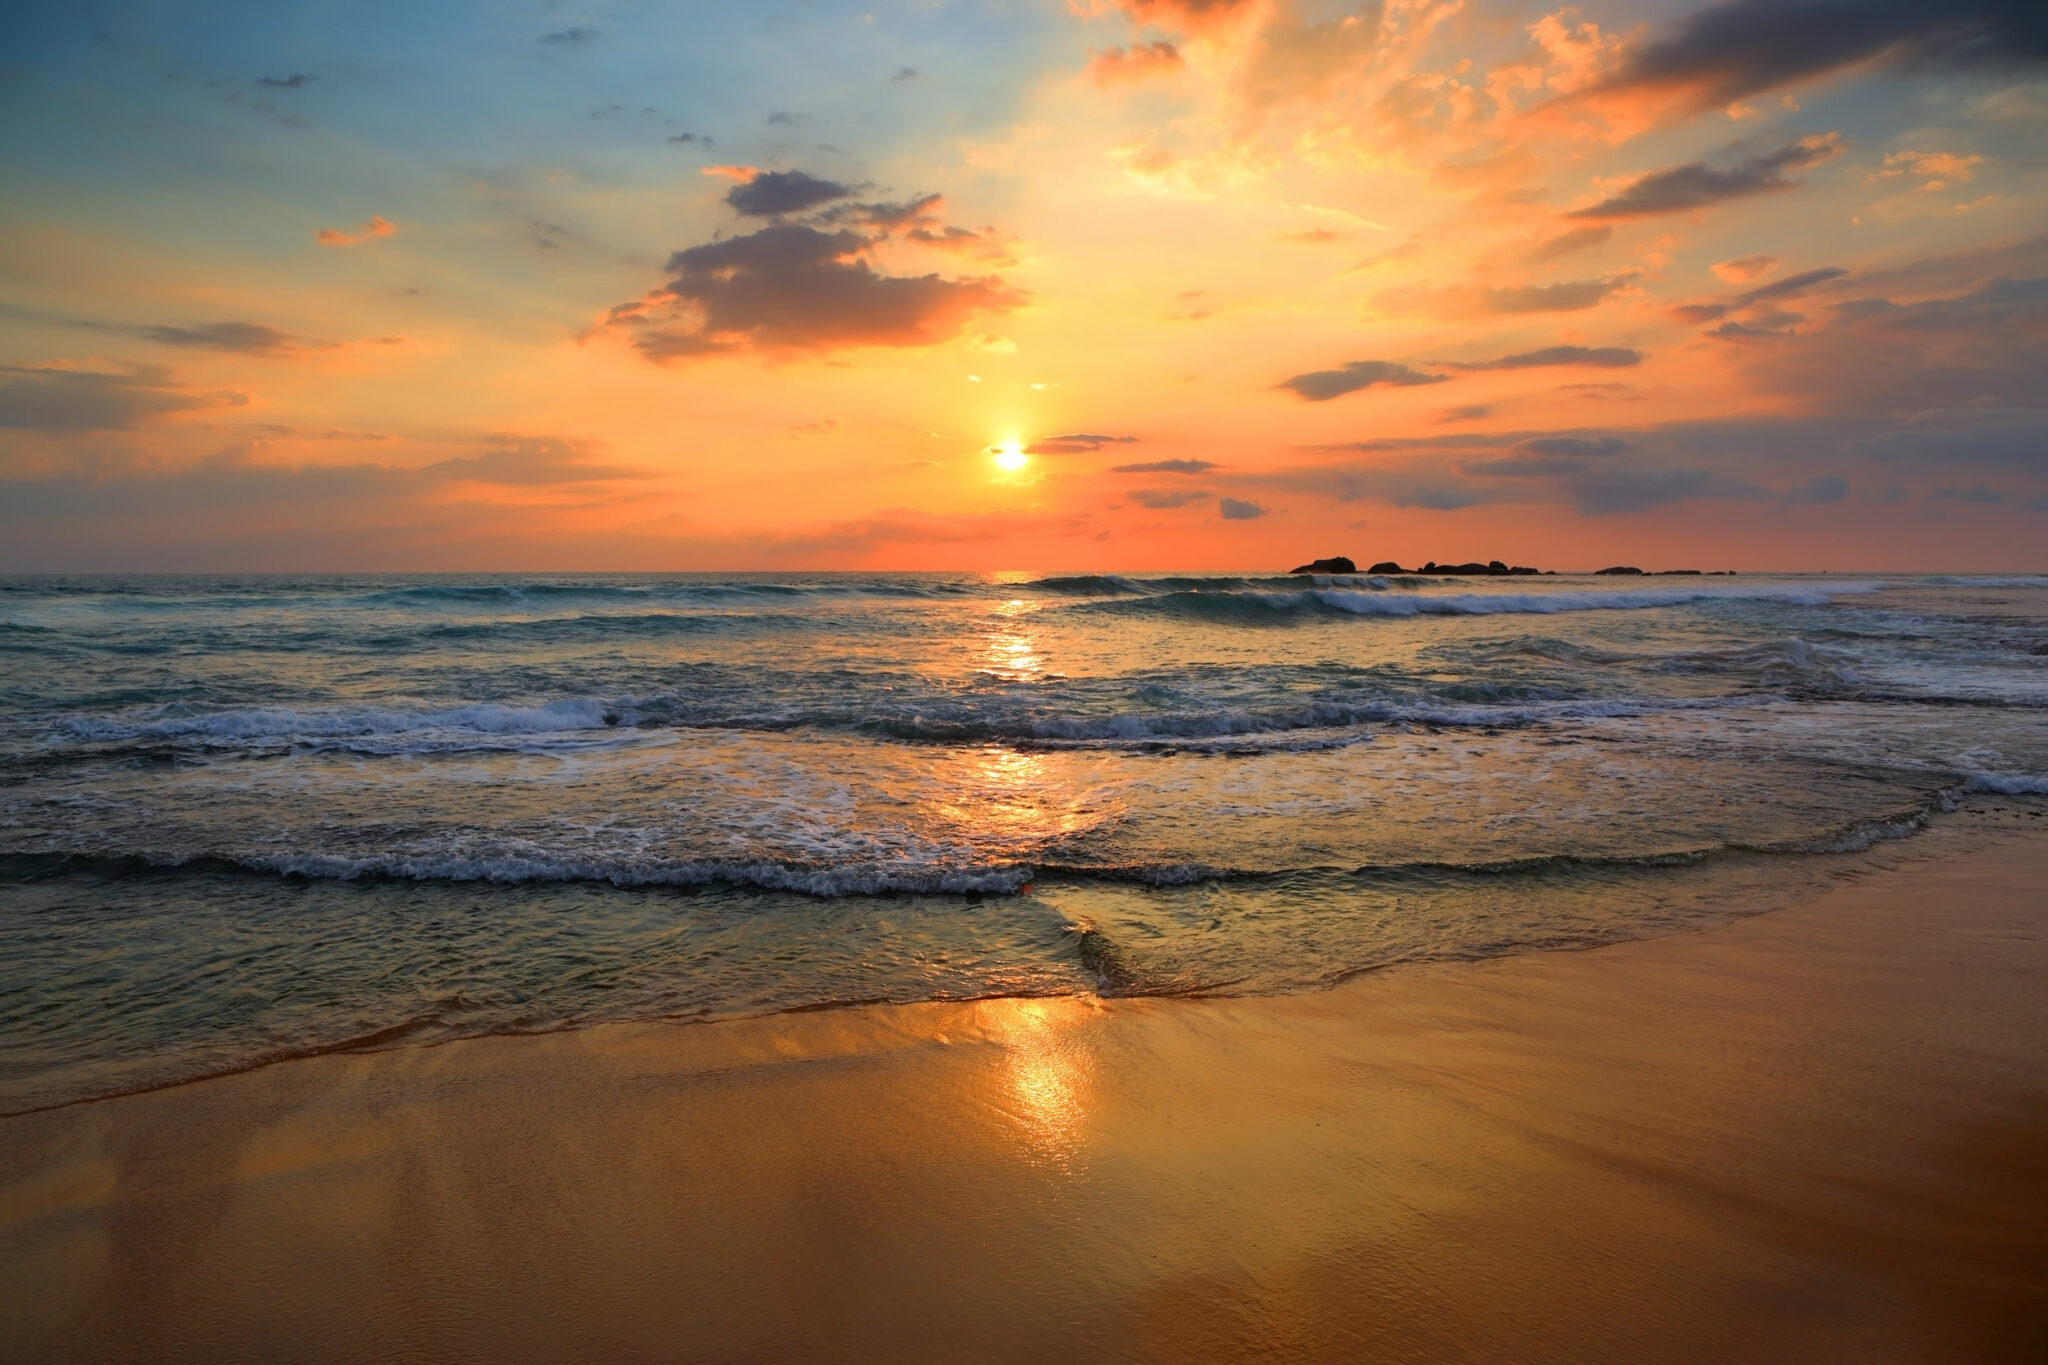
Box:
0, 0, 2044, 571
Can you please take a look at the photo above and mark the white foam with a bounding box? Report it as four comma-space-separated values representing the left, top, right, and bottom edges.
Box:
1963, 771, 2048, 795
58, 697, 622, 744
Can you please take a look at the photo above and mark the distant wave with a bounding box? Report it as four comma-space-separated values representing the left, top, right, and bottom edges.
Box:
1067, 582, 1877, 624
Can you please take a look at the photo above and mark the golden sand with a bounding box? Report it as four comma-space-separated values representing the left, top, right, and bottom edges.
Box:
3, 831, 2045, 1362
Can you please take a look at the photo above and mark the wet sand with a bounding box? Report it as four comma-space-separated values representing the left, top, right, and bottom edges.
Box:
3, 829, 2045, 1363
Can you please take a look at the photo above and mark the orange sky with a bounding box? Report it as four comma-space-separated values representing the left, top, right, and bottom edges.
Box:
2, 0, 2045, 570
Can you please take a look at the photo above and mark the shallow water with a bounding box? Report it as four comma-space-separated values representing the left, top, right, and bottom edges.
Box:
2, 570, 2045, 1109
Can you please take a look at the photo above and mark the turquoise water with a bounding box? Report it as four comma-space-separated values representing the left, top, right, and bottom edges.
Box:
2, 571, 2044, 1109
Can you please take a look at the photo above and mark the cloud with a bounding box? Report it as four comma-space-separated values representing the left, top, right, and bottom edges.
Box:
1113, 458, 1216, 474
892, 67, 919, 83
725, 170, 856, 217
1930, 482, 2008, 504
256, 74, 315, 89
1584, 0, 2048, 111
1118, 0, 1255, 31
1089, 41, 1186, 85
1523, 224, 1613, 264
1379, 275, 1638, 316
1278, 228, 1345, 245
1713, 254, 1778, 283
609, 222, 1023, 359
1784, 473, 1849, 504
422, 435, 643, 485
1027, 433, 1138, 454
1218, 496, 1267, 519
538, 27, 597, 45
1744, 274, 2048, 411
1736, 266, 1848, 305
134, 321, 306, 356
1569, 134, 1845, 219
1128, 487, 1209, 508
315, 214, 396, 246
1280, 360, 1447, 401
1479, 277, 1638, 313
1569, 466, 1719, 515
1461, 455, 1590, 477
0, 364, 245, 433
1439, 345, 1643, 371
1517, 435, 1630, 457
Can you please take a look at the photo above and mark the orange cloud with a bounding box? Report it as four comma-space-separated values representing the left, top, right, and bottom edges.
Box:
314, 214, 396, 247
1089, 40, 1185, 85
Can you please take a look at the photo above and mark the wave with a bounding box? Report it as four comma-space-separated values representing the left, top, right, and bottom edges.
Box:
1912, 576, 2048, 589
1069, 582, 1878, 625
3, 794, 1966, 900
55, 697, 632, 744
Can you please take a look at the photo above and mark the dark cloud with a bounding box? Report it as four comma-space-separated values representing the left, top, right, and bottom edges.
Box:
1569, 466, 1720, 515
668, 132, 707, 145
1784, 473, 1850, 504
1517, 436, 1630, 457
726, 170, 855, 218
612, 223, 1022, 359
1113, 458, 1216, 474
1569, 135, 1845, 219
1128, 488, 1209, 508
1856, 408, 2048, 474
891, 67, 919, 83
1462, 456, 1590, 477
1218, 496, 1267, 519
0, 365, 245, 433
1930, 482, 2009, 504
1279, 360, 1447, 401
1439, 345, 1643, 371
1476, 277, 1636, 313
1588, 0, 2048, 110
135, 321, 305, 355
256, 74, 315, 89
1028, 433, 1138, 454
1736, 267, 1848, 305
538, 27, 597, 45
1524, 225, 1612, 264
1742, 274, 2048, 411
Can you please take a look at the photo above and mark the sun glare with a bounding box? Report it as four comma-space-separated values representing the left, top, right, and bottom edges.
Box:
992, 440, 1028, 473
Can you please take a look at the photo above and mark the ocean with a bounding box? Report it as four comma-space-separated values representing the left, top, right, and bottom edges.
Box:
3, 570, 2045, 1112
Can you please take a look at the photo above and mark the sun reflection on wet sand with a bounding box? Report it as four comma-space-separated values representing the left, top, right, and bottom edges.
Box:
973, 998, 1096, 1171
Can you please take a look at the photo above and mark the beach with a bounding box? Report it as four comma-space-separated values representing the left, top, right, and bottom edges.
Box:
4, 817, 2042, 1363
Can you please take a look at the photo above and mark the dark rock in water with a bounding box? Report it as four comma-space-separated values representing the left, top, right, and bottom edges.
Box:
1417, 560, 1546, 575
1367, 561, 1406, 575
1289, 556, 1356, 575
1656, 569, 1703, 575
1595, 565, 1644, 575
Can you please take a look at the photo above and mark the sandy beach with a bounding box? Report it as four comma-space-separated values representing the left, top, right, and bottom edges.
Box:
4, 820, 2045, 1363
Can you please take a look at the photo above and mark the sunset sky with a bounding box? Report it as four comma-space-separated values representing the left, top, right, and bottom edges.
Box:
2, 0, 2044, 571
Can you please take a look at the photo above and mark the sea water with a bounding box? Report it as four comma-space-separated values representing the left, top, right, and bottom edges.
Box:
2, 571, 2044, 1110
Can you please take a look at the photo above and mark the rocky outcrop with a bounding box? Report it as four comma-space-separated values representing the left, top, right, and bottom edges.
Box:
1367, 561, 1407, 575
1418, 560, 1541, 576
1595, 565, 1644, 575
1288, 556, 1357, 575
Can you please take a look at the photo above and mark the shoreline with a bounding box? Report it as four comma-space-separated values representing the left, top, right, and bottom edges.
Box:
3, 826, 2045, 1361
4, 792, 2030, 1120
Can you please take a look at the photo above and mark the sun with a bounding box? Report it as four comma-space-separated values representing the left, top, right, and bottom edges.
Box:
991, 440, 1029, 473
